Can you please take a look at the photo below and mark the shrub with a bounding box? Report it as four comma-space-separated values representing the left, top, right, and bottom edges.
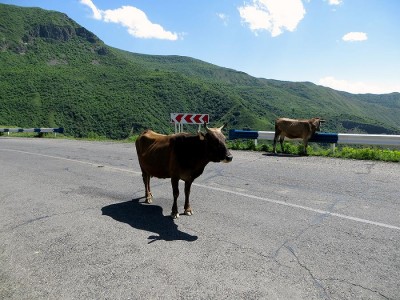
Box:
227, 140, 400, 162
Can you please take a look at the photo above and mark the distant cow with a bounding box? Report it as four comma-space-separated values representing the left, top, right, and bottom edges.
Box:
273, 117, 324, 155
135, 124, 233, 219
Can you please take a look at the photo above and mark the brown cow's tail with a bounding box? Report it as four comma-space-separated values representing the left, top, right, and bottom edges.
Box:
135, 130, 147, 154
136, 129, 151, 145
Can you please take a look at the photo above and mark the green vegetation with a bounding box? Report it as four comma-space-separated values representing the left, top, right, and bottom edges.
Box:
329, 147, 400, 162
228, 140, 400, 162
1, 3, 400, 142
3, 130, 397, 162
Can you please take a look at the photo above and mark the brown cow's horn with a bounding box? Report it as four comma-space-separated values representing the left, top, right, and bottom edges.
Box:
219, 123, 227, 131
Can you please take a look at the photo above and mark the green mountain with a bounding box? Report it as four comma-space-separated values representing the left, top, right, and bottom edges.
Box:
1, 3, 399, 139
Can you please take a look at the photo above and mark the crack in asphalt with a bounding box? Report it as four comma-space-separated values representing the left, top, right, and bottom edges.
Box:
270, 196, 350, 298
185, 226, 272, 262
4, 207, 98, 232
190, 226, 333, 299
285, 244, 330, 300
157, 220, 395, 300
322, 278, 393, 300
355, 162, 376, 175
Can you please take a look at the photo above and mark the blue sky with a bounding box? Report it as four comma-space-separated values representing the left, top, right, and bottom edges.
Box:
2, 0, 399, 94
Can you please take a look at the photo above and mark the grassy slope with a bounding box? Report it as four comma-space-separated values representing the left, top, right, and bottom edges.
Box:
1, 3, 399, 139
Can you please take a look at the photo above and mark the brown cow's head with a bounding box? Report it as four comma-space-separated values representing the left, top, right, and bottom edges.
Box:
200, 124, 233, 163
312, 118, 325, 132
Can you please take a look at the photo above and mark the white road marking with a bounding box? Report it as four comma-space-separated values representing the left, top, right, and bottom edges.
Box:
2, 148, 399, 231
193, 183, 400, 231
0, 148, 141, 174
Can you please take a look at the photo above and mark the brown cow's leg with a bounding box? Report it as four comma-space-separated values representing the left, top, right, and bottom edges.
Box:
171, 177, 180, 219
142, 173, 152, 203
279, 136, 285, 153
273, 133, 279, 153
147, 175, 153, 202
184, 180, 193, 216
303, 140, 308, 155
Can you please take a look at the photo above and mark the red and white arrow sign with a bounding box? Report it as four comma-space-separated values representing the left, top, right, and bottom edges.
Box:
171, 113, 209, 124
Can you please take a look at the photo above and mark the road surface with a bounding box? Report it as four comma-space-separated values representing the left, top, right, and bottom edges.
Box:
0, 137, 399, 299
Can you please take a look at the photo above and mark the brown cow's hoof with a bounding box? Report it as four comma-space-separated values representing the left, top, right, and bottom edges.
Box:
145, 196, 153, 204
184, 209, 193, 216
171, 212, 180, 219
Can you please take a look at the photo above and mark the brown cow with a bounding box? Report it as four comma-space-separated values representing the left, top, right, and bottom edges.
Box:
273, 117, 324, 155
135, 124, 233, 219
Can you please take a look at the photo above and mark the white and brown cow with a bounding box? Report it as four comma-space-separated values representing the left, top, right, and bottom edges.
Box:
135, 124, 233, 219
273, 117, 324, 155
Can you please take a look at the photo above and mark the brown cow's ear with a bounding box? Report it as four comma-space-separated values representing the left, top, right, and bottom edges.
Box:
198, 131, 205, 140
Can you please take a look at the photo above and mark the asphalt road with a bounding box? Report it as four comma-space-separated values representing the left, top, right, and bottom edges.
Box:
0, 137, 399, 300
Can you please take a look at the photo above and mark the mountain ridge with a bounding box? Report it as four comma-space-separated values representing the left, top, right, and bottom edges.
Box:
1, 3, 399, 139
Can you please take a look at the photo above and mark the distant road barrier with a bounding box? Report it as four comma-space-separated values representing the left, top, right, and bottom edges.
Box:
0, 127, 64, 136
229, 130, 400, 147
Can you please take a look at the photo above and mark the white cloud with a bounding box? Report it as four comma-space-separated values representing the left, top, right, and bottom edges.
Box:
79, 0, 178, 40
217, 13, 229, 26
80, 0, 102, 20
238, 0, 306, 37
103, 6, 178, 40
342, 32, 368, 42
318, 76, 400, 94
327, 0, 343, 5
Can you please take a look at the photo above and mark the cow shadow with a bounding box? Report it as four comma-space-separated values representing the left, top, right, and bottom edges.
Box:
101, 198, 198, 244
263, 152, 303, 158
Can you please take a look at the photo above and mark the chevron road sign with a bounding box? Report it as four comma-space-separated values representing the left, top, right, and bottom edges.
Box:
170, 113, 209, 124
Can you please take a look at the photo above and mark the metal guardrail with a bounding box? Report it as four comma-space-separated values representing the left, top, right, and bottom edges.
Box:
336, 133, 400, 146
0, 127, 64, 135
229, 130, 400, 146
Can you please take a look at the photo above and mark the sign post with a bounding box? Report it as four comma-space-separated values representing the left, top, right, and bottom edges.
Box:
170, 113, 209, 133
